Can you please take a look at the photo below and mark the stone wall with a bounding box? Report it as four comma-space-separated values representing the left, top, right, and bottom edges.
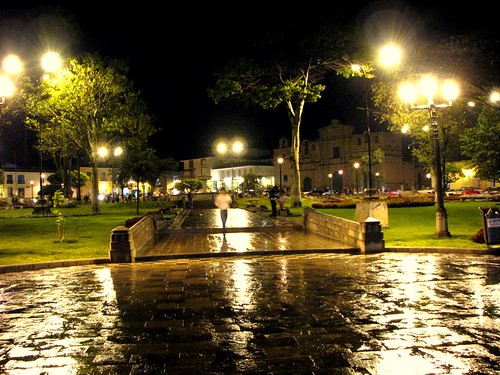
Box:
303, 207, 385, 253
109, 212, 161, 263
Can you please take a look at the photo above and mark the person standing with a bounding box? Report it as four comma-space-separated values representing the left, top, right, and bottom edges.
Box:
187, 191, 194, 208
278, 191, 285, 211
269, 185, 280, 217
214, 187, 233, 230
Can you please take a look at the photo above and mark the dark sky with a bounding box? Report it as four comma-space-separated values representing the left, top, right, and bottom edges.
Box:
0, 1, 495, 164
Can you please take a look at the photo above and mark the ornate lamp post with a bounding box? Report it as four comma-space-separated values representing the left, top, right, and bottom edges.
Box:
353, 162, 360, 194
399, 75, 459, 238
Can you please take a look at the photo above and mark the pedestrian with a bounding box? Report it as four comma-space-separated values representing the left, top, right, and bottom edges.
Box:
187, 190, 194, 208
278, 191, 285, 211
214, 187, 233, 230
269, 185, 280, 217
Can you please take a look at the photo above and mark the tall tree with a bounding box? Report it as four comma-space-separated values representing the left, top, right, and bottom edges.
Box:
461, 106, 500, 183
208, 17, 353, 207
22, 53, 154, 214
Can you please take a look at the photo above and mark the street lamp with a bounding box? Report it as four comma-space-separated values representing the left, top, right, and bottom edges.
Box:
215, 138, 245, 203
3, 52, 62, 210
399, 75, 459, 238
328, 173, 333, 192
349, 45, 401, 199
30, 181, 34, 200
97, 145, 123, 200
353, 162, 360, 194
277, 157, 284, 190
338, 170, 344, 193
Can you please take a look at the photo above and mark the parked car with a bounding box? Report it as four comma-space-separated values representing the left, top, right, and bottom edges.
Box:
459, 187, 482, 195
484, 187, 500, 195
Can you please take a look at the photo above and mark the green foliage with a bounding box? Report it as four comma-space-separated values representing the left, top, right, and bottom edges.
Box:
20, 53, 156, 215
52, 190, 65, 208
53, 209, 66, 242
461, 106, 500, 182
174, 179, 203, 193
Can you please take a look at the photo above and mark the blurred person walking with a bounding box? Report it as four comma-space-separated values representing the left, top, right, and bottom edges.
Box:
214, 187, 233, 230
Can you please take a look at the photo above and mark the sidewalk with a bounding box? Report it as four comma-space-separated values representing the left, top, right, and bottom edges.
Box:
138, 207, 356, 261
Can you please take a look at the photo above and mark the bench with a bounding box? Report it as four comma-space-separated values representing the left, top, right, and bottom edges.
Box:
33, 206, 52, 215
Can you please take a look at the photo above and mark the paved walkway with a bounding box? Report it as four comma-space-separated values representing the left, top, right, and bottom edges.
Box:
140, 208, 355, 261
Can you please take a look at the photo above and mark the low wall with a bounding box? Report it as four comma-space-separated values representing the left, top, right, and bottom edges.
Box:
109, 212, 161, 263
303, 207, 385, 253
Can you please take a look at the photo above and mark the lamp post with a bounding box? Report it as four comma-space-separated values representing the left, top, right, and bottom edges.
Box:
277, 157, 283, 190
353, 162, 360, 194
97, 145, 123, 199
328, 173, 333, 192
215, 138, 245, 203
399, 75, 459, 238
30, 181, 34, 200
338, 170, 343, 193
349, 45, 401, 199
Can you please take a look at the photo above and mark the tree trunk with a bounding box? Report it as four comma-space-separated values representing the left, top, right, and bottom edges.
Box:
290, 120, 302, 207
91, 162, 100, 215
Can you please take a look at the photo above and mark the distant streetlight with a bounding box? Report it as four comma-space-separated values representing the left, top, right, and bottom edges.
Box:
2, 52, 62, 211
215, 138, 245, 203
353, 162, 360, 194
277, 157, 284, 190
399, 75, 459, 238
328, 173, 333, 191
348, 44, 401, 199
97, 145, 123, 200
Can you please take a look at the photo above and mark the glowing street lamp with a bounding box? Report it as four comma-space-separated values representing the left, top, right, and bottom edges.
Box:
328, 173, 333, 191
215, 138, 245, 201
399, 75, 459, 238
353, 162, 360, 194
348, 45, 401, 199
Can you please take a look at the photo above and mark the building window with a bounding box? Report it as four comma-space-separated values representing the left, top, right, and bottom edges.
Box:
101, 171, 107, 181
17, 175, 25, 184
6, 175, 13, 184
374, 135, 379, 143
284, 175, 288, 182
18, 187, 25, 197
332, 147, 340, 159
357, 138, 361, 145
201, 158, 206, 166
7, 187, 13, 196
189, 160, 194, 168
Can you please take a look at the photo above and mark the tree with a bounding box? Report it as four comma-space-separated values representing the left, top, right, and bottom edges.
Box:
119, 147, 161, 214
208, 18, 353, 207
461, 106, 500, 183
22, 53, 154, 214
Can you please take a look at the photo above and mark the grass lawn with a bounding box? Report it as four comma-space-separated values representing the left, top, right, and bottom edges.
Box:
0, 200, 173, 265
0, 197, 497, 266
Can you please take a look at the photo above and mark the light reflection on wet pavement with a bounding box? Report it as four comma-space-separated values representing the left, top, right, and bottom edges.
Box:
1, 252, 499, 374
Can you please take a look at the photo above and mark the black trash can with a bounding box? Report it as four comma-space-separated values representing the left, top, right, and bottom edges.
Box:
479, 207, 500, 245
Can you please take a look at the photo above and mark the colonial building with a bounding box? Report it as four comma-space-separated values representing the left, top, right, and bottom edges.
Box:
273, 119, 426, 193
181, 153, 275, 194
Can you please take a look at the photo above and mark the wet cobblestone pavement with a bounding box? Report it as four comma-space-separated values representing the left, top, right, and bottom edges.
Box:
1, 253, 499, 374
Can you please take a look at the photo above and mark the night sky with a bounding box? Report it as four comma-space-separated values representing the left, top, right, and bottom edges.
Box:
0, 1, 495, 165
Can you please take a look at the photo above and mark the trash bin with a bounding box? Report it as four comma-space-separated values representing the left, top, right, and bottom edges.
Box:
479, 207, 500, 245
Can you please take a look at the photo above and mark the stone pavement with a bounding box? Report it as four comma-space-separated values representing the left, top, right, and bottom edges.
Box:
139, 208, 356, 261
0, 207, 499, 374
